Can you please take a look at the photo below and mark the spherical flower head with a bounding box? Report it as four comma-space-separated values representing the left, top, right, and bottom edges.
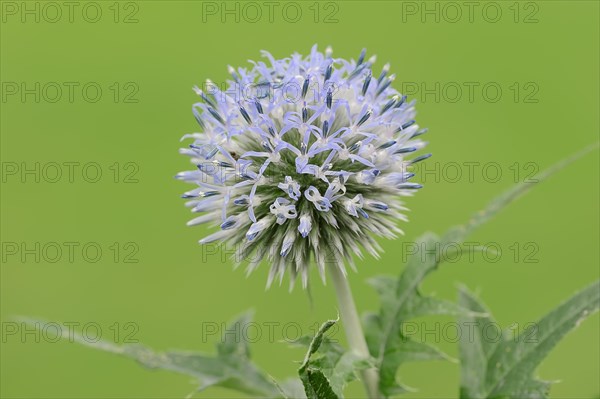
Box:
177, 45, 430, 289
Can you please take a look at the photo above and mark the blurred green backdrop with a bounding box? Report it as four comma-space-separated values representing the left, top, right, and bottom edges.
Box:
1, 0, 598, 398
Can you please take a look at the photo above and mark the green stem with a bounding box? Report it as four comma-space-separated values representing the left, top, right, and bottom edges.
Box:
328, 264, 380, 399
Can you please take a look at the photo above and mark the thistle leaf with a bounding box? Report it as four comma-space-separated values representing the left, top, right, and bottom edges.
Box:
458, 281, 600, 398
365, 233, 472, 396
301, 369, 338, 399
19, 312, 282, 398
298, 317, 372, 399
367, 144, 598, 397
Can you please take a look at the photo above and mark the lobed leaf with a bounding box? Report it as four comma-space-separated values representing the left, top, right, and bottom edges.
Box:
365, 233, 475, 396
458, 281, 600, 398
298, 317, 373, 399
19, 312, 282, 398
366, 143, 599, 397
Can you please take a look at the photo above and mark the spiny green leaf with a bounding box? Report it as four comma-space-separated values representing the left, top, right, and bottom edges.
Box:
299, 318, 338, 369
302, 369, 338, 399
458, 281, 600, 399
19, 312, 282, 398
326, 351, 373, 397
457, 286, 499, 399
298, 317, 372, 398
366, 143, 598, 397
299, 318, 340, 399
366, 233, 473, 397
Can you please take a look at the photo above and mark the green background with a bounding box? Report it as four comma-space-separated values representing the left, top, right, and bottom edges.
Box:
1, 0, 598, 398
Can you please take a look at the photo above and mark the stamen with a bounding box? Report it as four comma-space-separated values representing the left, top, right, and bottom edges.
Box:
357, 208, 369, 219
193, 113, 205, 129
394, 95, 407, 108
220, 217, 237, 230
411, 128, 428, 138
302, 103, 308, 123
262, 140, 274, 152
302, 76, 310, 98
246, 231, 260, 241
280, 242, 293, 257
199, 90, 216, 108
394, 147, 417, 154
376, 74, 395, 96
401, 120, 416, 130
208, 108, 224, 124
381, 95, 398, 114
234, 197, 249, 205
370, 201, 389, 211
227, 65, 240, 83
349, 141, 362, 152
347, 64, 366, 81
361, 71, 372, 96
356, 110, 372, 127
398, 183, 423, 189
377, 63, 390, 84
324, 63, 333, 82
410, 153, 432, 164
357, 48, 366, 66
378, 140, 396, 150
254, 98, 264, 114
213, 160, 233, 168
205, 147, 219, 159
395, 120, 416, 132
239, 105, 252, 124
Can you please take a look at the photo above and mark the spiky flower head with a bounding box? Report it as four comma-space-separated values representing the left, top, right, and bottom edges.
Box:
177, 45, 430, 289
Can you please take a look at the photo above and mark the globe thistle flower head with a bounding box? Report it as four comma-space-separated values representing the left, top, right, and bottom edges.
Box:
177, 45, 429, 289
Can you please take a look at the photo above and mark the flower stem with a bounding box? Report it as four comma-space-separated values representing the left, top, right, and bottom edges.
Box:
328, 264, 380, 399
